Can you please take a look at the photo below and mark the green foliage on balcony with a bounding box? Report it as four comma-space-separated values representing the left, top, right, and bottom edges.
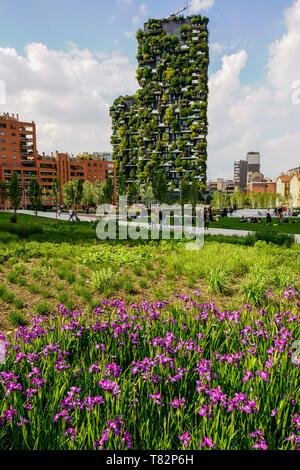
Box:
110, 15, 210, 195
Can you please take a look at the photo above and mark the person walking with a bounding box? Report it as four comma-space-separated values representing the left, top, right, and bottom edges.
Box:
86, 205, 89, 215
204, 207, 210, 231
69, 208, 74, 221
74, 210, 81, 222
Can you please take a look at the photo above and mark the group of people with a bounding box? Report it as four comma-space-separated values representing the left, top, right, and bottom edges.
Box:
239, 208, 296, 226
239, 216, 263, 224
221, 207, 235, 218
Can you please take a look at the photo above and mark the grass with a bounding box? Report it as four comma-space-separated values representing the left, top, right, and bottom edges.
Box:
0, 212, 299, 450
209, 216, 300, 235
0, 212, 299, 333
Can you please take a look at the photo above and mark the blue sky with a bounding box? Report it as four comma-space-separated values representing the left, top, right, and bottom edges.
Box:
0, 0, 299, 178
0, 0, 293, 83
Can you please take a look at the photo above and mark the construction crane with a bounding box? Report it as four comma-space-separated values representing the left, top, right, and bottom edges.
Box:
166, 2, 189, 19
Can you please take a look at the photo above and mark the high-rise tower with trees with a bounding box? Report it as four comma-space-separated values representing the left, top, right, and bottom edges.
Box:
110, 11, 209, 202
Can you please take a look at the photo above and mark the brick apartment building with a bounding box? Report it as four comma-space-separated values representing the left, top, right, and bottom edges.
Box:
0, 113, 116, 208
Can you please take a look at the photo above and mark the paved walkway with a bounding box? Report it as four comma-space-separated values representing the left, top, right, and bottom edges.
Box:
3, 210, 298, 243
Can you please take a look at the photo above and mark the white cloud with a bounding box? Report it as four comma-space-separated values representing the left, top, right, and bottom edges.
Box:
211, 42, 226, 55
0, 42, 138, 154
207, 0, 300, 180
132, 2, 148, 25
117, 0, 133, 6
210, 39, 246, 56
189, 0, 215, 13
125, 31, 135, 39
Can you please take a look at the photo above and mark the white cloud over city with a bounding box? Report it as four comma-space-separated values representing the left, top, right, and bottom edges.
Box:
207, 0, 300, 179
0, 42, 138, 154
189, 0, 215, 14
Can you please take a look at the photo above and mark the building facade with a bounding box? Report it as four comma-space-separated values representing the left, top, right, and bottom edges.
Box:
0, 113, 116, 208
289, 173, 300, 208
207, 178, 235, 195
276, 175, 292, 205
234, 160, 248, 191
110, 13, 209, 199
246, 152, 261, 174
234, 152, 261, 191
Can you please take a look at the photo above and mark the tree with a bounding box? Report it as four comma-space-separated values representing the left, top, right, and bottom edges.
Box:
9, 171, 21, 214
211, 192, 226, 210
102, 178, 114, 204
189, 179, 199, 207
81, 181, 97, 207
180, 178, 190, 205
77, 179, 84, 207
28, 178, 42, 216
117, 173, 127, 197
153, 171, 168, 204
127, 181, 139, 204
231, 190, 245, 209
50, 177, 61, 219
0, 181, 8, 208
63, 180, 82, 207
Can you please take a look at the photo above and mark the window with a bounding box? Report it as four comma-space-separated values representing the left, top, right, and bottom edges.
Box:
11, 140, 16, 145
0, 132, 4, 136
1, 148, 6, 151
2, 155, 6, 158
11, 133, 16, 136
1, 139, 5, 143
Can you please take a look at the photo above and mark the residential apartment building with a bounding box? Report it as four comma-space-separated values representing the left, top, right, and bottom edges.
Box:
0, 113, 116, 208
276, 175, 292, 203
289, 173, 300, 208
110, 12, 209, 199
207, 178, 235, 195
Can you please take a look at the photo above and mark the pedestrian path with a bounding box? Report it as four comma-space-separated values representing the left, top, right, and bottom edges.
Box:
4, 210, 298, 244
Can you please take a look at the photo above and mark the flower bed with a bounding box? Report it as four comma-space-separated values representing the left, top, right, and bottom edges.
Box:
0, 288, 299, 450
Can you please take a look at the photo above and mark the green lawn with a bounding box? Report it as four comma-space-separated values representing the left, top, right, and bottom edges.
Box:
210, 217, 300, 234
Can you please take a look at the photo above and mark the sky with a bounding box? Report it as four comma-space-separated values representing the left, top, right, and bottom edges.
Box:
0, 0, 300, 180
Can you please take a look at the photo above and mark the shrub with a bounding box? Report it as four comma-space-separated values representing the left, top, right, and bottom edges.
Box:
208, 266, 230, 295
34, 301, 51, 316
254, 231, 294, 247
12, 298, 24, 309
0, 285, 15, 303
9, 311, 28, 327
91, 268, 118, 293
